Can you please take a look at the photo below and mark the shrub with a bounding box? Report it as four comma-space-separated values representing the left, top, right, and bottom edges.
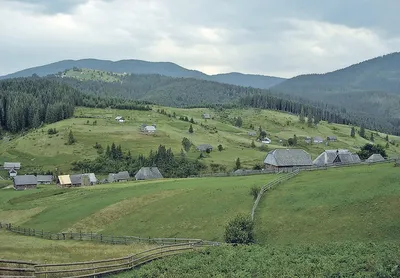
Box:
224, 214, 255, 244
250, 185, 260, 200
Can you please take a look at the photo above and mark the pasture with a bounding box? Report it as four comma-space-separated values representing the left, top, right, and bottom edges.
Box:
1, 106, 399, 174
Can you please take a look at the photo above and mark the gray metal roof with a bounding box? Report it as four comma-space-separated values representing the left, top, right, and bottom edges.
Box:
135, 167, 163, 180
37, 175, 53, 182
3, 162, 21, 169
366, 154, 385, 162
352, 154, 361, 163
335, 153, 355, 164
313, 136, 324, 141
116, 171, 130, 180
70, 174, 82, 185
264, 149, 313, 166
313, 150, 351, 166
14, 175, 37, 186
83, 173, 97, 183
196, 144, 213, 151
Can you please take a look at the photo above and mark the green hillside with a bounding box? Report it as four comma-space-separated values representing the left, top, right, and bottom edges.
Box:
1, 106, 399, 175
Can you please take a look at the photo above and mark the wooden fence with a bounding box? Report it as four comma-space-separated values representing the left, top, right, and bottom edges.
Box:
0, 241, 210, 278
251, 169, 300, 221
0, 223, 220, 246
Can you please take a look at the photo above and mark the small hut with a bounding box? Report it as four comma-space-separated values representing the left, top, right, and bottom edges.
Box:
135, 167, 163, 180
366, 154, 385, 163
14, 175, 37, 190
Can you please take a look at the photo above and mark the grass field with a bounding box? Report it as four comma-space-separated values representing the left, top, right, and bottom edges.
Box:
0, 230, 151, 263
255, 163, 400, 245
0, 175, 274, 241
1, 105, 399, 175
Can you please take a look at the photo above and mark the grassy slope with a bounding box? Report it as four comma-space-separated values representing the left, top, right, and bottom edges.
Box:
0, 175, 274, 241
255, 163, 400, 244
1, 106, 399, 174
0, 230, 151, 263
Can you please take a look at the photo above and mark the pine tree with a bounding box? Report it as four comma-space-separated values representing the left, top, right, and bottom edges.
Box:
188, 124, 194, 134
293, 134, 298, 145
314, 114, 321, 126
67, 130, 76, 145
218, 144, 223, 152
370, 133, 374, 142
235, 157, 241, 170
386, 142, 390, 149
385, 134, 389, 141
350, 127, 355, 138
181, 137, 192, 152
234, 117, 243, 127
190, 118, 195, 124
359, 125, 366, 138
307, 112, 313, 127
299, 107, 305, 123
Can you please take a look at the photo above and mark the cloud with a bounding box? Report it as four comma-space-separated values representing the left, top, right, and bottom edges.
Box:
0, 0, 399, 78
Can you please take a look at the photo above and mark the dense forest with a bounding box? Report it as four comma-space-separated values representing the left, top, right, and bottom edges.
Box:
0, 78, 151, 133
71, 144, 206, 178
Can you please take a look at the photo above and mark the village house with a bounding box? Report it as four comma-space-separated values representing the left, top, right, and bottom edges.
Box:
196, 144, 213, 152
366, 154, 385, 163
264, 149, 313, 171
261, 137, 271, 144
313, 150, 361, 166
13, 175, 37, 190
83, 173, 98, 185
8, 169, 17, 178
3, 162, 21, 177
304, 136, 312, 144
202, 113, 211, 119
37, 175, 53, 185
248, 131, 257, 136
141, 124, 156, 133
108, 171, 130, 183
135, 167, 163, 180
58, 175, 72, 187
313, 136, 324, 144
327, 136, 337, 142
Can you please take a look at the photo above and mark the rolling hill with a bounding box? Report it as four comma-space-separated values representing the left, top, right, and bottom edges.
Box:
0, 58, 285, 89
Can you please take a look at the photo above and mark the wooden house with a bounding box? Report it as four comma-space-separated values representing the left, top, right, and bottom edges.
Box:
13, 175, 37, 190
196, 144, 213, 152
327, 136, 337, 142
202, 113, 211, 119
37, 175, 53, 185
135, 167, 163, 180
58, 175, 72, 187
264, 149, 313, 171
366, 154, 385, 163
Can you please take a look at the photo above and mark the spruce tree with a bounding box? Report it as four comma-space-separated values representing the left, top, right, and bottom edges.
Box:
350, 127, 356, 138
67, 130, 76, 145
359, 125, 366, 138
188, 124, 194, 134
385, 134, 389, 142
299, 107, 305, 124
370, 133, 374, 142
307, 113, 313, 127
235, 157, 241, 170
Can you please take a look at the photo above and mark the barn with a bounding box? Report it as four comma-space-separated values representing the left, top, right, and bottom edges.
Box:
135, 167, 163, 180
14, 175, 37, 190
264, 149, 313, 171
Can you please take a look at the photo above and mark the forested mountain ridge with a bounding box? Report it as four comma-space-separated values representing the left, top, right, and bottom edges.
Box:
1, 58, 285, 89
271, 52, 400, 119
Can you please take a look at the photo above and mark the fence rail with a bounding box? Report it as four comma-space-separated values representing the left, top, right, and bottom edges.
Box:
251, 170, 300, 221
0, 223, 220, 246
0, 241, 211, 278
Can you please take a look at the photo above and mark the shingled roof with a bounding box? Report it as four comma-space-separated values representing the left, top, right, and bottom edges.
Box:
115, 171, 130, 181
264, 149, 312, 167
58, 175, 71, 185
37, 175, 53, 183
196, 144, 213, 152
14, 175, 37, 186
135, 167, 163, 180
366, 154, 385, 162
3, 162, 21, 170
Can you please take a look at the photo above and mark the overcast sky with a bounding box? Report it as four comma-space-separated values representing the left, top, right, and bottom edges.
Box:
1, 0, 400, 78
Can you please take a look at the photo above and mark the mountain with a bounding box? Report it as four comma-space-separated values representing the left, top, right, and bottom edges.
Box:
271, 52, 400, 119
0, 59, 285, 89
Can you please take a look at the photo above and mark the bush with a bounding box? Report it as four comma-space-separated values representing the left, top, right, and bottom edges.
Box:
250, 185, 260, 200
224, 214, 255, 244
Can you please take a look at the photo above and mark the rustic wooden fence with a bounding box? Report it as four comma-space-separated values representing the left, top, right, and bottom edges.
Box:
0, 241, 210, 278
0, 223, 220, 246
251, 169, 300, 221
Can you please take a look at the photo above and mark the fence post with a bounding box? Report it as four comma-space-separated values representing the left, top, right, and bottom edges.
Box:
80, 230, 82, 240
100, 234, 103, 242
91, 231, 93, 241
42, 229, 44, 238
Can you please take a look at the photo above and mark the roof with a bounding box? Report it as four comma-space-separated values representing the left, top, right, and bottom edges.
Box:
115, 116, 123, 120
37, 175, 53, 182
313, 136, 324, 141
59, 175, 71, 185
3, 162, 21, 169
264, 149, 313, 167
352, 154, 361, 163
116, 171, 130, 180
335, 153, 355, 164
70, 174, 82, 185
14, 175, 37, 186
196, 144, 213, 151
83, 173, 97, 183
135, 167, 163, 180
202, 113, 211, 118
313, 150, 352, 166
366, 154, 385, 162
327, 136, 337, 140
248, 131, 257, 136
144, 126, 156, 131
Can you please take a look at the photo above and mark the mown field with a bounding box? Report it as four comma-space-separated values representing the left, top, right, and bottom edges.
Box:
0, 174, 274, 241
1, 105, 399, 175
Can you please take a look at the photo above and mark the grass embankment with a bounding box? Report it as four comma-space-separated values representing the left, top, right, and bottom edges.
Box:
0, 175, 274, 241
0, 230, 151, 263
1, 106, 399, 174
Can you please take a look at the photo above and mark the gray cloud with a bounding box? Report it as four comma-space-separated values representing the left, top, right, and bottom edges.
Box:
0, 0, 399, 78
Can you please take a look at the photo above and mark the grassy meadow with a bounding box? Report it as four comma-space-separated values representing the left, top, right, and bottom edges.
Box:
0, 174, 275, 241
1, 105, 399, 175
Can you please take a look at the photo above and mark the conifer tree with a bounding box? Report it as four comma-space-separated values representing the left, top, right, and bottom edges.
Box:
67, 130, 76, 145
307, 112, 313, 127
235, 157, 241, 170
350, 127, 356, 138
188, 124, 194, 134
299, 107, 305, 124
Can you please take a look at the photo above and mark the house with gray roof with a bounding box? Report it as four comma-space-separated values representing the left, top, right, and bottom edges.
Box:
264, 149, 313, 170
248, 131, 257, 136
366, 154, 385, 163
37, 175, 53, 185
135, 167, 163, 180
83, 173, 97, 185
313, 136, 324, 144
13, 175, 37, 190
202, 113, 211, 119
196, 144, 213, 152
327, 136, 337, 142
313, 150, 360, 166
70, 174, 83, 186
3, 162, 21, 170
108, 171, 130, 182
333, 153, 357, 164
